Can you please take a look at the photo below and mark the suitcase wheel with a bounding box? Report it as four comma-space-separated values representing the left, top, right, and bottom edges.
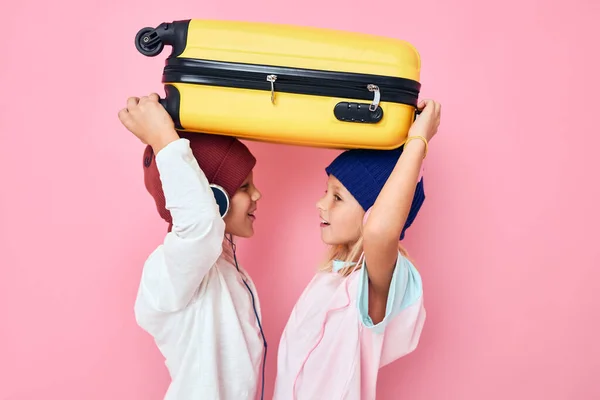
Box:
135, 27, 165, 57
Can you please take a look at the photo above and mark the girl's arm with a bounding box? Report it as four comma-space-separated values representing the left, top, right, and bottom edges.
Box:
362, 99, 441, 323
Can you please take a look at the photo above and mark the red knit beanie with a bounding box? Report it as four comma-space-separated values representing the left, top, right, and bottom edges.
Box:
143, 132, 257, 228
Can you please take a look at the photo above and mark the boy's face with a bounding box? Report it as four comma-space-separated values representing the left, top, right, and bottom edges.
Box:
224, 171, 261, 238
316, 175, 364, 246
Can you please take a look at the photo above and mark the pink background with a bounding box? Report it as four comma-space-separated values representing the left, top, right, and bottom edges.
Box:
1, 0, 599, 398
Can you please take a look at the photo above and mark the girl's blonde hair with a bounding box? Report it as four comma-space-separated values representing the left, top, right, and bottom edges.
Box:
319, 225, 411, 277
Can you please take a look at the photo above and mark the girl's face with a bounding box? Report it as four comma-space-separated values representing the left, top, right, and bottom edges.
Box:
224, 171, 261, 238
316, 175, 365, 246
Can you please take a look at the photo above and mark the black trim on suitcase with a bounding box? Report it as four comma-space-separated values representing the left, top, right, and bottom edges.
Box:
161, 58, 419, 124
162, 58, 420, 106
160, 85, 183, 129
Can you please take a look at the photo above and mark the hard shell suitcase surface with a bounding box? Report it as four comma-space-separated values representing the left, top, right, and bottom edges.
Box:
135, 19, 421, 150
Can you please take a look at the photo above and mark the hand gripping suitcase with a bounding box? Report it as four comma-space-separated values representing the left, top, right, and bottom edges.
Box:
134, 19, 421, 150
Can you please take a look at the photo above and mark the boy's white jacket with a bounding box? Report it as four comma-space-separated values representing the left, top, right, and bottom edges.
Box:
133, 139, 264, 400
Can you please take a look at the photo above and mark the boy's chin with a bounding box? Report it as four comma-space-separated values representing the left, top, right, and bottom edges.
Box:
235, 230, 254, 239
225, 225, 254, 239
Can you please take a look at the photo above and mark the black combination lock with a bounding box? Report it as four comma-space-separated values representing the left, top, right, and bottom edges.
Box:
333, 102, 384, 124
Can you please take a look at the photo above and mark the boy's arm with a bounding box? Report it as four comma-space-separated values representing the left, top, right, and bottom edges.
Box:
135, 138, 225, 316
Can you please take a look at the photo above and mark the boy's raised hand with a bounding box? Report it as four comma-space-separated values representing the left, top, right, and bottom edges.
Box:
118, 93, 180, 153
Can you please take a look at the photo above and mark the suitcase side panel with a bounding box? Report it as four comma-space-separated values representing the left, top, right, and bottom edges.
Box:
171, 83, 414, 150
177, 20, 421, 82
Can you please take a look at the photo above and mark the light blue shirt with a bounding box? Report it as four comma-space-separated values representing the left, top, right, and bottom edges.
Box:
335, 251, 423, 334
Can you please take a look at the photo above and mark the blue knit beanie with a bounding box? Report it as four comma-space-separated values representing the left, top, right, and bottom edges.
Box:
325, 146, 425, 240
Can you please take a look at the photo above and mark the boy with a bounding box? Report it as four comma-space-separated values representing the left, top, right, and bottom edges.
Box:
118, 93, 266, 399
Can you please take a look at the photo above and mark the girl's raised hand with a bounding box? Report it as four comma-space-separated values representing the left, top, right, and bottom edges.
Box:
408, 99, 441, 143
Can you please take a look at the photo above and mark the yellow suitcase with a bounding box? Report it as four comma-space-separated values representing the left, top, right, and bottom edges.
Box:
134, 19, 421, 150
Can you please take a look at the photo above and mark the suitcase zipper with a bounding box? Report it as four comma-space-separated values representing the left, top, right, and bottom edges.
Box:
266, 74, 277, 104
367, 84, 381, 111
162, 58, 420, 109
262, 74, 382, 110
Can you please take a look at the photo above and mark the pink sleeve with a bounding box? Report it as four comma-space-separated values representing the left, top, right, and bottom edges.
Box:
379, 298, 426, 367
356, 253, 427, 367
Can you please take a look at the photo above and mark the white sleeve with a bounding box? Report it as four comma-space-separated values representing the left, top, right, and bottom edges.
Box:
134, 138, 225, 319
357, 252, 426, 366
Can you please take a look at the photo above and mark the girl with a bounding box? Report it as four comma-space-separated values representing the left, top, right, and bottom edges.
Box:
273, 99, 441, 400
118, 94, 267, 400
